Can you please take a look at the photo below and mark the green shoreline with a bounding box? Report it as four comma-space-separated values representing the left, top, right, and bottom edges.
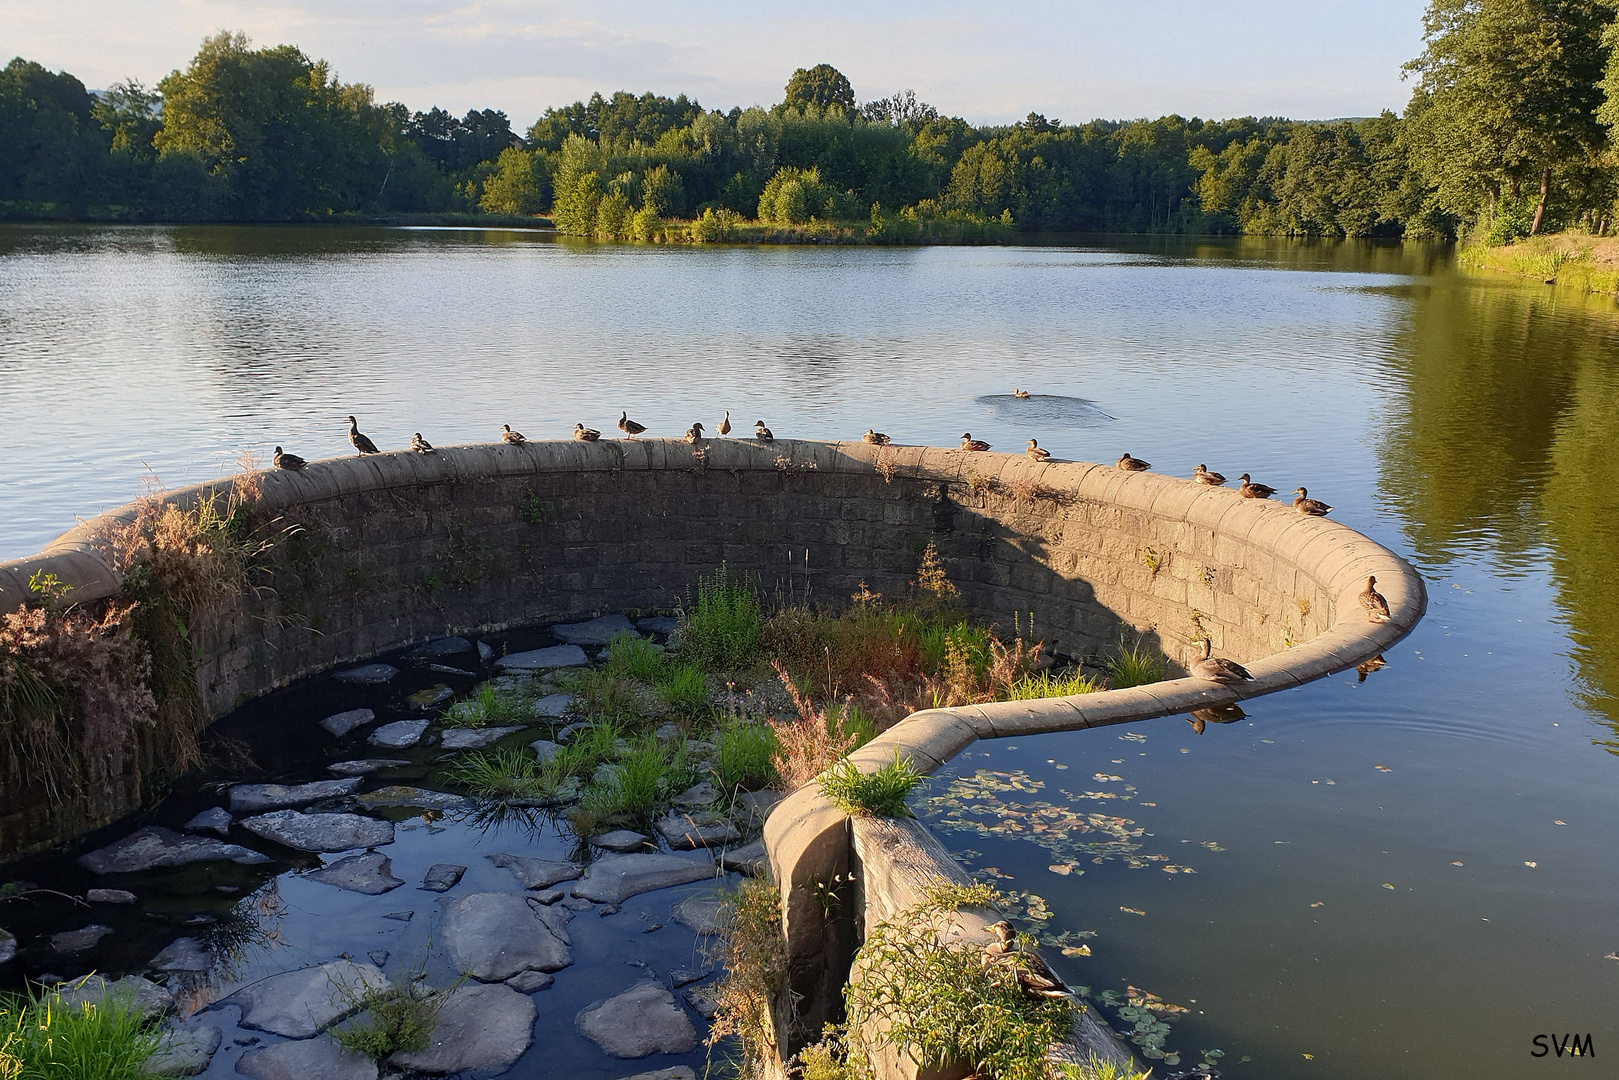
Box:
1457, 235, 1619, 298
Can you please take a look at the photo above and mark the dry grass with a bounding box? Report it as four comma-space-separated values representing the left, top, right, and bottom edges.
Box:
707, 878, 788, 1079
768, 661, 863, 790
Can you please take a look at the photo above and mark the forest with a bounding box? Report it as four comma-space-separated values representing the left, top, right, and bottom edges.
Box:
5, 1, 1619, 242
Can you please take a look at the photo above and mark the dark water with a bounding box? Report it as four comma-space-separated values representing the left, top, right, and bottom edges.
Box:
2, 226, 1617, 1076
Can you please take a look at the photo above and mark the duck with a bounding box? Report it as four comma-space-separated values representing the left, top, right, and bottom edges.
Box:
573, 423, 601, 441
1116, 452, 1150, 472
501, 424, 526, 445
1186, 701, 1247, 735
1237, 473, 1276, 499
347, 416, 380, 456
618, 411, 647, 439
1360, 575, 1390, 623
718, 411, 732, 437
863, 429, 891, 445
1025, 438, 1051, 462
272, 446, 306, 471
685, 422, 705, 444
1191, 637, 1254, 684
754, 420, 774, 442
1192, 464, 1226, 486
1012, 388, 1031, 399
960, 433, 991, 452
1292, 487, 1333, 516
410, 433, 435, 454
1356, 654, 1387, 683
982, 922, 1069, 999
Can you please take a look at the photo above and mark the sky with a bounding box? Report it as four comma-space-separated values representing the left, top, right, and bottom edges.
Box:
4, 1, 1432, 126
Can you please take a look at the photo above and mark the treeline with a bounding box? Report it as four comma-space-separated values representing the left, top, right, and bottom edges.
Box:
8, 4, 1619, 241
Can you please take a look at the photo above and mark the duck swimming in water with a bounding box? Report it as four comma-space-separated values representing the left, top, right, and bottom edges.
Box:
501, 424, 526, 445
347, 416, 380, 456
618, 411, 646, 438
1013, 388, 1031, 399
960, 433, 991, 452
1191, 637, 1254, 684
1237, 473, 1276, 499
410, 433, 435, 454
573, 423, 600, 441
863, 429, 891, 445
1292, 487, 1333, 516
1116, 452, 1150, 472
1025, 438, 1051, 462
754, 420, 774, 442
1192, 464, 1226, 486
273, 446, 306, 471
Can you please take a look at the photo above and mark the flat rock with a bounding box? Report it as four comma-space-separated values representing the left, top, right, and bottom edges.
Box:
506, 969, 554, 992
555, 722, 590, 744
594, 830, 651, 853
636, 616, 681, 636
333, 664, 398, 685
576, 982, 697, 1058
571, 852, 714, 904
487, 852, 582, 889
51, 923, 114, 953
353, 786, 474, 811
530, 888, 563, 904
307, 851, 404, 894
0, 930, 14, 964
77, 826, 270, 874
655, 813, 740, 850
326, 758, 409, 776
88, 887, 138, 904
683, 983, 719, 1019
390, 981, 536, 1075
409, 684, 454, 709
183, 807, 234, 837
444, 892, 572, 981
669, 967, 711, 988
368, 719, 429, 749
653, 722, 681, 742
670, 781, 716, 811
718, 838, 768, 877
227, 961, 388, 1038
497, 644, 588, 671
57, 974, 172, 1020
406, 636, 472, 659
532, 693, 574, 718
671, 895, 733, 935
620, 1069, 697, 1080
230, 778, 362, 815
440, 725, 524, 750
240, 811, 393, 852
478, 640, 496, 663
733, 789, 783, 827
320, 709, 376, 738
420, 863, 466, 892
531, 738, 561, 764
143, 1017, 220, 1076
236, 1035, 377, 1080
551, 614, 638, 645
150, 936, 212, 973
428, 663, 475, 677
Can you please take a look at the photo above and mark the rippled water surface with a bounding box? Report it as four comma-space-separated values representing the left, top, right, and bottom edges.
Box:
2, 226, 1617, 1077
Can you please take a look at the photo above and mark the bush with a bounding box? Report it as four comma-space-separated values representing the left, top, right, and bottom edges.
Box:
331, 982, 446, 1059
715, 716, 778, 792
0, 987, 160, 1080
678, 568, 762, 672
758, 165, 837, 224
1106, 638, 1165, 689
818, 751, 922, 817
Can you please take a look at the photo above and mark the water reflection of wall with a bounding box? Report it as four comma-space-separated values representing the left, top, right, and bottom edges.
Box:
1381, 275, 1619, 751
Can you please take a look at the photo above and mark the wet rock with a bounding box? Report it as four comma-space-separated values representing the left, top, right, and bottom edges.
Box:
571, 852, 714, 904
409, 684, 454, 709
368, 950, 390, 967
51, 924, 113, 953
150, 937, 212, 973
230, 779, 362, 815
183, 807, 234, 837
531, 738, 561, 763
669, 966, 711, 988
444, 892, 572, 981
719, 839, 768, 877
529, 887, 562, 904
733, 789, 783, 827
552, 613, 638, 645
326, 759, 409, 776
506, 969, 554, 993
555, 722, 590, 744
0, 930, 15, 964
576, 981, 698, 1058
420, 864, 465, 892
57, 974, 172, 1019
594, 830, 651, 853
407, 637, 472, 659
477, 640, 495, 663
487, 852, 581, 889
671, 895, 732, 935
428, 663, 475, 677
620, 1069, 697, 1080
320, 709, 376, 738
78, 826, 271, 874
533, 693, 573, 717
236, 1035, 377, 1080
439, 725, 524, 750
307, 852, 404, 895
683, 983, 719, 1019
88, 887, 138, 904
655, 813, 740, 850
390, 981, 536, 1075
383, 911, 414, 922
240, 811, 393, 852
636, 616, 681, 636
368, 719, 429, 749
227, 961, 388, 1038
496, 644, 588, 672
653, 722, 681, 743
561, 896, 596, 911
353, 786, 474, 811
142, 1017, 220, 1077
670, 781, 716, 810
334, 664, 398, 685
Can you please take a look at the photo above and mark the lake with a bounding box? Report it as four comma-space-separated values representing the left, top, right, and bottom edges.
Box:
1, 225, 1615, 1077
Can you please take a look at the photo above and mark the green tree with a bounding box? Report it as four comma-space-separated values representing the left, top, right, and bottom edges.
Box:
758, 165, 836, 223
0, 57, 111, 211
478, 147, 546, 214
639, 162, 684, 215
783, 64, 855, 112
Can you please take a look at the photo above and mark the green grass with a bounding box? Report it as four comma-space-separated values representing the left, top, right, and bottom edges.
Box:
1000, 669, 1104, 701
0, 987, 160, 1080
445, 745, 572, 801
660, 662, 710, 716
443, 682, 531, 728
604, 631, 666, 683
679, 567, 762, 672
1457, 234, 1619, 296
1106, 638, 1166, 689
330, 982, 446, 1059
818, 752, 923, 817
577, 738, 693, 820
714, 716, 778, 792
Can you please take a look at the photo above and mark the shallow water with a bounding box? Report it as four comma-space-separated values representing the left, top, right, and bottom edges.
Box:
1, 226, 1617, 1076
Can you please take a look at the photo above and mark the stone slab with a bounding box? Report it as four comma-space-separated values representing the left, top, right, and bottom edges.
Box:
506, 969, 554, 992
352, 786, 474, 811
406, 636, 473, 659
150, 936, 212, 972
183, 807, 234, 837
77, 827, 270, 874
320, 709, 376, 738
235, 1035, 377, 1080
718, 838, 768, 877
655, 814, 740, 850
306, 851, 404, 894
551, 614, 638, 645
619, 1070, 697, 1080
229, 779, 362, 814
142, 1017, 220, 1077
326, 759, 409, 776
497, 644, 589, 671
420, 863, 466, 892
487, 852, 582, 889
533, 693, 574, 717
671, 895, 732, 935
440, 725, 524, 749
227, 961, 388, 1039
51, 924, 114, 952
389, 982, 536, 1075
444, 892, 573, 981
333, 664, 398, 685
240, 811, 394, 852
571, 853, 715, 904
669, 781, 716, 810
57, 974, 172, 1020
593, 830, 651, 853
87, 887, 138, 904
368, 719, 429, 748
576, 981, 698, 1058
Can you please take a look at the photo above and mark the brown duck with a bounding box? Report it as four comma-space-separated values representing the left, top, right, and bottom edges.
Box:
685, 422, 705, 444
410, 433, 435, 454
347, 416, 380, 456
862, 429, 891, 445
1116, 452, 1150, 471
1360, 575, 1390, 622
1013, 387, 1031, 399
573, 423, 600, 442
1025, 438, 1051, 462
618, 411, 646, 438
1292, 487, 1333, 516
1356, 654, 1387, 683
1191, 638, 1254, 684
1192, 464, 1226, 486
754, 420, 773, 442
718, 411, 732, 436
960, 433, 991, 452
982, 921, 1069, 999
1187, 701, 1247, 735
1237, 473, 1276, 499
272, 446, 306, 471
501, 424, 526, 445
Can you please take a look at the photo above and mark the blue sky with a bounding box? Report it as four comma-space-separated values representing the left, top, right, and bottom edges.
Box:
5, 1, 1431, 125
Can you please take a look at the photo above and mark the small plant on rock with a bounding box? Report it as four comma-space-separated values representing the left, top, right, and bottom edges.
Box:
331, 979, 449, 1060
818, 751, 922, 817
707, 879, 788, 1078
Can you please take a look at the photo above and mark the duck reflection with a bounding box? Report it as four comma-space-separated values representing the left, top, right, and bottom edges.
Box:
1186, 702, 1247, 735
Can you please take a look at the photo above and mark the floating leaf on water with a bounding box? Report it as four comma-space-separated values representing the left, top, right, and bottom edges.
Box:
1261, 738, 1275, 743
1061, 944, 1092, 957
1525, 861, 1538, 868
1310, 901, 1324, 908
1121, 906, 1146, 916
1094, 773, 1123, 782
1200, 841, 1224, 851
1554, 820, 1566, 825
1139, 801, 1157, 806
1374, 764, 1392, 772
1451, 860, 1464, 866
1382, 882, 1395, 889
1303, 1053, 1315, 1060
1048, 864, 1072, 875
1119, 732, 1147, 742
1054, 763, 1069, 770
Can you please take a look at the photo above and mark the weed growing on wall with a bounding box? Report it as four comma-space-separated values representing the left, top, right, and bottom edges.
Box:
707, 878, 788, 1079
818, 752, 922, 817
1105, 637, 1166, 688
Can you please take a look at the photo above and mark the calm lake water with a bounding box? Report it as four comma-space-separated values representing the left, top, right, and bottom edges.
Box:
2, 226, 1616, 1077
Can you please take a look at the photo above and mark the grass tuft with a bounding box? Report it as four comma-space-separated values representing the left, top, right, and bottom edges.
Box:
1000, 668, 1104, 701
818, 752, 923, 817
678, 567, 762, 672
330, 981, 447, 1060
714, 716, 779, 793
445, 745, 572, 802
660, 662, 710, 716
1106, 637, 1165, 689
604, 631, 666, 683
0, 987, 160, 1080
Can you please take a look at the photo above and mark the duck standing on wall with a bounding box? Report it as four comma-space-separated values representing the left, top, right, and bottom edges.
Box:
982, 922, 1070, 999
1237, 473, 1276, 499
618, 411, 647, 439
501, 424, 526, 445
718, 411, 732, 436
685, 422, 705, 444
1191, 638, 1254, 684
1116, 452, 1150, 472
1360, 575, 1390, 623
1013, 388, 1031, 399
347, 416, 380, 456
410, 433, 435, 454
1025, 438, 1051, 462
961, 433, 991, 452
1192, 464, 1226, 486
272, 446, 306, 471
573, 423, 601, 442
754, 420, 774, 442
1292, 487, 1333, 516
863, 429, 891, 445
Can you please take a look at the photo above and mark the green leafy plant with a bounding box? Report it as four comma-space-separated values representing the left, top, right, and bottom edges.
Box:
660, 662, 710, 716
330, 980, 449, 1060
0, 986, 161, 1080
443, 682, 531, 728
818, 751, 923, 817
706, 879, 788, 1078
1106, 637, 1165, 689
581, 740, 670, 818
604, 631, 665, 683
678, 567, 762, 672
715, 716, 779, 792
1000, 669, 1104, 701
445, 745, 573, 802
